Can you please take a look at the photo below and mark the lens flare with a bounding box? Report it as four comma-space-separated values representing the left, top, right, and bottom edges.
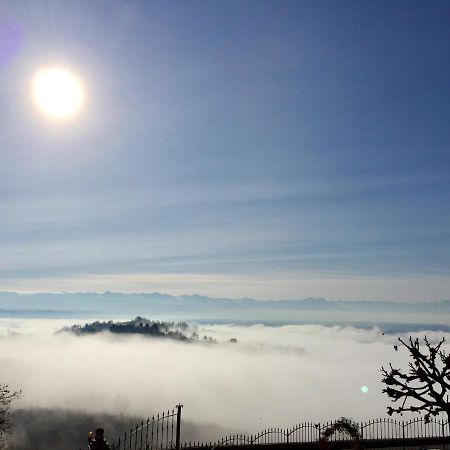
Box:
361, 386, 369, 394
32, 67, 85, 120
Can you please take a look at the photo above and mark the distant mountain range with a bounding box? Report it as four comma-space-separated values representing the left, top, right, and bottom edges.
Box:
3, 291, 450, 333
1, 290, 450, 315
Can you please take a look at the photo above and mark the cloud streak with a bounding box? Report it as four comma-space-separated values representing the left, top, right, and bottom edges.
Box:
2, 273, 450, 302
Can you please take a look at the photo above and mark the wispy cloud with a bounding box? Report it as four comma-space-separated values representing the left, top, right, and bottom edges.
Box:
1, 272, 450, 302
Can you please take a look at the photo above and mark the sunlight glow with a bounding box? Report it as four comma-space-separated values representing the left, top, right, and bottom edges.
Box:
32, 67, 85, 120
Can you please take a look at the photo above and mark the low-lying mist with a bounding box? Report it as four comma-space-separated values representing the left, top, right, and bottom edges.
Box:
1, 319, 449, 444
10, 408, 229, 450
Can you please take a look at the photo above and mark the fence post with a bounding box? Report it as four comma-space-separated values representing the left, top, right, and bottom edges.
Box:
176, 404, 183, 450
402, 421, 406, 450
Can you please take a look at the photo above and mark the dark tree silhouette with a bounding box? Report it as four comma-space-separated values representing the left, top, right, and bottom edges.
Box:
381, 336, 450, 422
0, 383, 22, 446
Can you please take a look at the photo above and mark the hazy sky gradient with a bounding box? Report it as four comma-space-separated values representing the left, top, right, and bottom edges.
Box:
1, 1, 450, 300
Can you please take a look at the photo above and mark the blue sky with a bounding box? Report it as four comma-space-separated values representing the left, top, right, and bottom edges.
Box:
1, 1, 450, 300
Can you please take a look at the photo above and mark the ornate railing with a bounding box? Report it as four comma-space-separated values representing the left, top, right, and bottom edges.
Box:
111, 405, 182, 450
182, 417, 450, 448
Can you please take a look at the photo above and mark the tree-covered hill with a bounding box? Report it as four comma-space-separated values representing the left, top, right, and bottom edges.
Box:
59, 317, 217, 342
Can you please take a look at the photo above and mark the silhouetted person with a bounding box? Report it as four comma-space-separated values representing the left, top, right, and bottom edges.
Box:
88, 428, 110, 450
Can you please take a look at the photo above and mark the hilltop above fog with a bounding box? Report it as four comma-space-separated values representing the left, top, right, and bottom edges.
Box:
59, 317, 220, 343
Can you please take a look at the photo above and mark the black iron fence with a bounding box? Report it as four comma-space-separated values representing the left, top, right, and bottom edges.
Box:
110, 407, 449, 450
111, 404, 182, 450
182, 418, 450, 449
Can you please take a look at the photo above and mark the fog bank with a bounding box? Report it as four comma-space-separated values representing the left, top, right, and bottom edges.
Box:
1, 319, 449, 435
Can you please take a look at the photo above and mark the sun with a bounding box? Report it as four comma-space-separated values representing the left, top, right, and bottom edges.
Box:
32, 67, 85, 120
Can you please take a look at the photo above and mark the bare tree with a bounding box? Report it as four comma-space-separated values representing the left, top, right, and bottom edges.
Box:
0, 384, 22, 447
381, 336, 450, 422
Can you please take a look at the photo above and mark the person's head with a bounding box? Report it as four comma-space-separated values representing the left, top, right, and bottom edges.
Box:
95, 428, 105, 441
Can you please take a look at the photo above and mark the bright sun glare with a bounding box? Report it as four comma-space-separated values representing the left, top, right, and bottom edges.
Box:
32, 67, 85, 120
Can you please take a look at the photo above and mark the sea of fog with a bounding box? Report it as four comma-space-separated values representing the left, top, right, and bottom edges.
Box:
2, 316, 450, 441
